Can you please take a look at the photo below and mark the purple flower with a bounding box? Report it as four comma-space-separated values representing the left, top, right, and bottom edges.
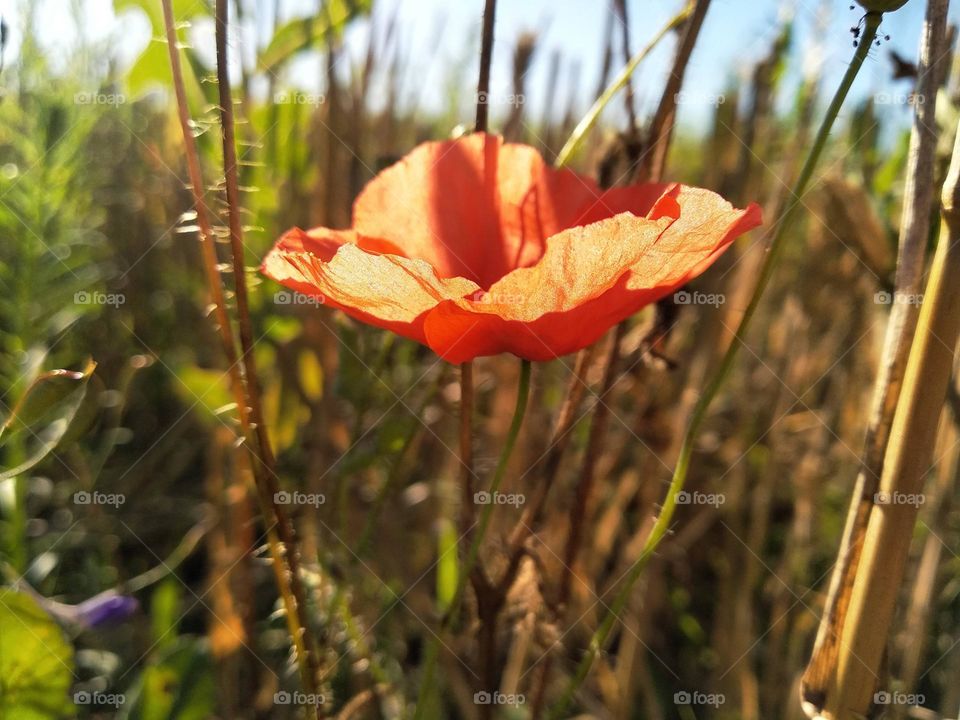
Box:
71, 591, 139, 628
41, 590, 138, 629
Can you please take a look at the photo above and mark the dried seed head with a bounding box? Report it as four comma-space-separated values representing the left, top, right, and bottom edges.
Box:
855, 0, 908, 11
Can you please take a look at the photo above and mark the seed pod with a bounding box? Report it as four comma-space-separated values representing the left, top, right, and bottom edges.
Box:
856, 0, 908, 11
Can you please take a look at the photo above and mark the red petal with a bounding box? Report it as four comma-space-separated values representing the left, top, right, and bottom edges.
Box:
262, 242, 479, 348
352, 133, 675, 289
422, 186, 761, 362
262, 136, 762, 363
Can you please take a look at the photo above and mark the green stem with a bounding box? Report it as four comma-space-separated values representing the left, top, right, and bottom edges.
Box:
460, 359, 531, 596
413, 359, 532, 719
554, 2, 693, 168
547, 13, 882, 719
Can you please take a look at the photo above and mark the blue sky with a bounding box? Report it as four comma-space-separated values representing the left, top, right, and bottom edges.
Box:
5, 0, 946, 134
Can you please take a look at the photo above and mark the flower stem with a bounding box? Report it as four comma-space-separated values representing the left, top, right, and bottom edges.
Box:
458, 361, 476, 541
546, 12, 882, 718
414, 1, 504, 714
460, 360, 531, 598
413, 359, 531, 719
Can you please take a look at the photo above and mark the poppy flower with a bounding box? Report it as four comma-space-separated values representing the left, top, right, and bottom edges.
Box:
262, 133, 761, 363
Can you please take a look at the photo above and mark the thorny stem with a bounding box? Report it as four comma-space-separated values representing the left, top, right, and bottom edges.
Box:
161, 0, 319, 707
212, 0, 322, 711
547, 13, 882, 719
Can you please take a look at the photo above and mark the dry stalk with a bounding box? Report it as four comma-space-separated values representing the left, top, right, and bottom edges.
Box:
801, 0, 949, 711
824, 114, 960, 719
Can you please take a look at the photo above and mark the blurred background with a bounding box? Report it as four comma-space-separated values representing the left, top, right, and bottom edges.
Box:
2, 0, 960, 718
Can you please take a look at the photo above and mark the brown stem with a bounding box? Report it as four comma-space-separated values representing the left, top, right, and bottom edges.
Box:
640, 0, 711, 181
474, 0, 497, 134
213, 0, 322, 711
825, 113, 960, 718
160, 0, 240, 401
613, 0, 637, 130
801, 0, 949, 712
499, 342, 597, 584
557, 323, 626, 609
593, 8, 616, 102
161, 0, 320, 707
530, 329, 625, 720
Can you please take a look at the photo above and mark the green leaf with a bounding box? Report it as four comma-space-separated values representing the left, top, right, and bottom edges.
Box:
0, 589, 75, 720
172, 366, 234, 428
258, 0, 373, 75
150, 580, 181, 651
435, 519, 458, 614
0, 360, 96, 480
114, 0, 213, 102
